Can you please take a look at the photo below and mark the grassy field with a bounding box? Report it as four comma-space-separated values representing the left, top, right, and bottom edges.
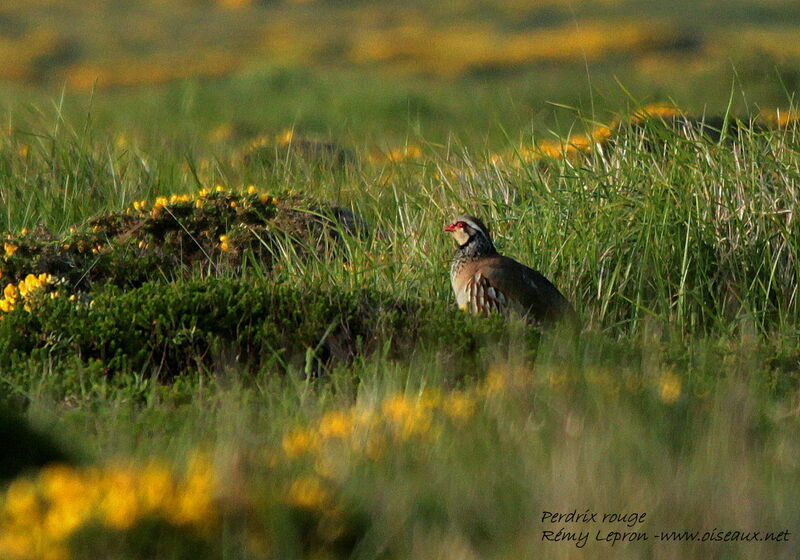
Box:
1, 1, 800, 559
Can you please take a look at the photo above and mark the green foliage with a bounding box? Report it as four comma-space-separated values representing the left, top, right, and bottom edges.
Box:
0, 59, 799, 559
0, 278, 524, 378
70, 520, 222, 560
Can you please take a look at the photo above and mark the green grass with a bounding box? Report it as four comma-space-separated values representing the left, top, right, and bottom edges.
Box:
0, 72, 799, 559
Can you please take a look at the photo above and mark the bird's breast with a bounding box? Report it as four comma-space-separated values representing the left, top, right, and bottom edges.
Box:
453, 270, 512, 315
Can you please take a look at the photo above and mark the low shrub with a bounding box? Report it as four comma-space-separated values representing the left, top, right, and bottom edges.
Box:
0, 278, 531, 378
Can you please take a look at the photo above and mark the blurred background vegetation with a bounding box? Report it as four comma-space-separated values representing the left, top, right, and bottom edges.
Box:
2, 0, 800, 144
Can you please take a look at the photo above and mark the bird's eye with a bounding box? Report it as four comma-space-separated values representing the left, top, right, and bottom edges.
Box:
457, 221, 468, 230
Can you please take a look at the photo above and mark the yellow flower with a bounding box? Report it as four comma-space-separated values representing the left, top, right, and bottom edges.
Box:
319, 411, 354, 439
39, 465, 93, 539
247, 185, 257, 195
286, 476, 329, 510
276, 129, 294, 146
3, 476, 41, 523
137, 460, 174, 514
170, 194, 191, 204
535, 140, 566, 159
0, 532, 41, 560
170, 453, 216, 527
98, 466, 139, 530
658, 372, 682, 405
443, 392, 475, 421
153, 196, 169, 209
39, 465, 85, 504
633, 103, 682, 123
4, 283, 18, 301
590, 124, 614, 142
4, 242, 19, 256
282, 428, 319, 458
382, 395, 412, 423
382, 395, 432, 439
387, 144, 422, 162
761, 108, 800, 129
17, 279, 30, 297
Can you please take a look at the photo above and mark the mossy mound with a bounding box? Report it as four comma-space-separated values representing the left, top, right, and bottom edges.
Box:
0, 278, 531, 378
0, 188, 366, 292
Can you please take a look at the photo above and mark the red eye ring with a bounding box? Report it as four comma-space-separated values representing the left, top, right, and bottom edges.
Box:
444, 221, 468, 232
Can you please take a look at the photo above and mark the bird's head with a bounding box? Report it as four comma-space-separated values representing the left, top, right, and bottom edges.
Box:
444, 215, 492, 248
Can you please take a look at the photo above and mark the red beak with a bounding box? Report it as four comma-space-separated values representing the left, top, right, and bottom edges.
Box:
444, 223, 456, 232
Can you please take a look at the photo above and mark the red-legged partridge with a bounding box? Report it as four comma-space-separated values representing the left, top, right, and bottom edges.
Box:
445, 215, 575, 326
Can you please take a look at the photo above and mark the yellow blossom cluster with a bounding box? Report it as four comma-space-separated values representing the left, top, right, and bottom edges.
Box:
487, 102, 686, 165
658, 371, 682, 404
277, 373, 528, 518
631, 102, 683, 123
535, 123, 615, 159
0, 454, 218, 560
239, 129, 305, 153
281, 387, 481, 475
130, 185, 278, 218
760, 108, 800, 129
276, 129, 294, 146
279, 388, 482, 525
368, 144, 424, 164
0, 273, 54, 313
126, 186, 279, 254
348, 20, 674, 77
65, 53, 239, 91
4, 242, 19, 257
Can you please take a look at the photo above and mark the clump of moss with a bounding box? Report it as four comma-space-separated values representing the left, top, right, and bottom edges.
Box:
0, 278, 525, 378
0, 187, 366, 292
